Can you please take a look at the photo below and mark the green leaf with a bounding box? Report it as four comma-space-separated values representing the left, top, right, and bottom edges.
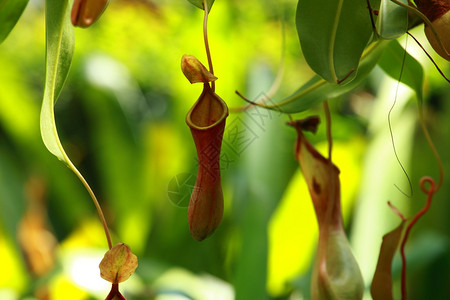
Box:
376, 0, 408, 39
250, 40, 388, 113
187, 0, 214, 11
371, 221, 406, 300
0, 0, 29, 44
40, 0, 74, 162
296, 0, 378, 84
378, 39, 424, 101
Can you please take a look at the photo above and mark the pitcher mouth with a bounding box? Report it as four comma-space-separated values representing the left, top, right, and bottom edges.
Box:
186, 84, 229, 130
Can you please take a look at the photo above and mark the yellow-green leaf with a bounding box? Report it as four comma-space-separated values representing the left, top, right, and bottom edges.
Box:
40, 0, 74, 162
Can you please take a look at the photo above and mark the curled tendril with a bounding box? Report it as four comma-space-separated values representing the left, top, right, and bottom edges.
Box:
399, 176, 436, 300
419, 176, 436, 194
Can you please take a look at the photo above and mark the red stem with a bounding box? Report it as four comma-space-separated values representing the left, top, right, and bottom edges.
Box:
399, 177, 435, 300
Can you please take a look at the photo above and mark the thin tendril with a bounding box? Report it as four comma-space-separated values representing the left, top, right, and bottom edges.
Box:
407, 32, 450, 83
365, 0, 380, 38
203, 0, 214, 92
235, 90, 285, 113
388, 36, 413, 198
399, 177, 435, 300
336, 68, 355, 84
235, 90, 259, 106
409, 32, 445, 191
67, 161, 113, 249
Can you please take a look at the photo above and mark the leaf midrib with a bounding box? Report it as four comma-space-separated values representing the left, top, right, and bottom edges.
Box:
329, 0, 344, 83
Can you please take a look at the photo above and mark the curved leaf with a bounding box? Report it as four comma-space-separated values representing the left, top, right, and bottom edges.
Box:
249, 40, 388, 114
40, 0, 113, 250
378, 39, 424, 101
296, 0, 378, 84
40, 0, 74, 162
0, 0, 29, 44
371, 221, 406, 300
187, 0, 214, 11
376, 0, 408, 39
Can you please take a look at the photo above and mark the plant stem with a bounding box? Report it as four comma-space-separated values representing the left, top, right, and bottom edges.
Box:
388, 36, 413, 197
399, 177, 435, 300
67, 160, 113, 249
419, 109, 444, 191
203, 0, 215, 92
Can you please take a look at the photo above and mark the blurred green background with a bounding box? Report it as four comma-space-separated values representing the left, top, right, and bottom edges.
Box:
0, 0, 449, 299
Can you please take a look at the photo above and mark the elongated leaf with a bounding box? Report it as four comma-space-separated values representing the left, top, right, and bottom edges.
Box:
0, 0, 29, 44
187, 0, 214, 11
378, 39, 424, 101
371, 221, 406, 300
296, 0, 378, 84
250, 40, 387, 113
40, 0, 74, 162
376, 0, 408, 39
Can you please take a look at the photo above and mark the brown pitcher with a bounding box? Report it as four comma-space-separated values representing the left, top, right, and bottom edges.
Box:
186, 83, 229, 241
